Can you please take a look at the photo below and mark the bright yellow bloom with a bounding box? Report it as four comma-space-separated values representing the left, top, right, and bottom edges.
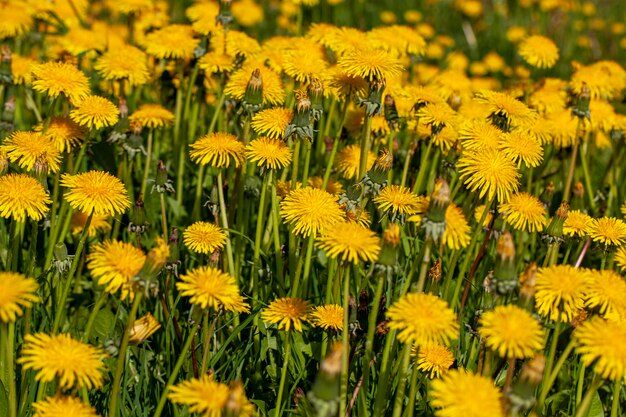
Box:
563, 209, 593, 237
169, 375, 255, 417
87, 241, 146, 300
443, 204, 470, 250
535, 265, 590, 322
61, 171, 130, 216
225, 63, 285, 106
95, 44, 150, 86
338, 47, 403, 80
499, 130, 544, 168
32, 395, 99, 417
246, 137, 292, 170
143, 24, 199, 60
129, 313, 161, 344
189, 132, 246, 168
457, 149, 520, 203
417, 102, 457, 131
0, 2, 32, 39
387, 292, 458, 346
475, 90, 536, 128
35, 117, 85, 152
0, 272, 39, 323
614, 246, 626, 273
374, 185, 423, 219
250, 107, 293, 139
309, 304, 344, 331
10, 54, 37, 84
0, 173, 50, 221
589, 217, 626, 247
70, 211, 111, 237
32, 62, 90, 104
574, 317, 626, 381
280, 187, 344, 237
261, 297, 310, 332
336, 144, 375, 180
414, 343, 455, 379
480, 305, 544, 359
183, 222, 227, 254
198, 51, 235, 74
431, 369, 504, 417
129, 104, 175, 129
316, 221, 381, 263
499, 192, 548, 232
18, 333, 105, 390
70, 95, 119, 129
518, 35, 560, 68
1, 130, 62, 174
177, 267, 249, 313
585, 269, 626, 321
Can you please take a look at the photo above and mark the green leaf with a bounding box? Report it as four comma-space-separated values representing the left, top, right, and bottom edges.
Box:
91, 306, 117, 343
586, 391, 603, 417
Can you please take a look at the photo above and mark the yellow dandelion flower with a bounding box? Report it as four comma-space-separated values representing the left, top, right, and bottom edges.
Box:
117, 0, 154, 14
0, 173, 50, 221
585, 269, 626, 321
443, 203, 470, 250
32, 62, 90, 104
0, 272, 39, 323
563, 210, 593, 237
95, 44, 150, 86
282, 47, 329, 83
129, 104, 174, 129
32, 395, 99, 417
280, 187, 344, 237
250, 107, 293, 139
70, 94, 119, 130
183, 221, 227, 254
417, 102, 457, 132
614, 246, 626, 273
87, 241, 145, 299
231, 0, 264, 26
177, 266, 249, 313
18, 333, 105, 390
475, 90, 536, 128
35, 117, 85, 152
10, 54, 37, 85
569, 61, 623, 101
387, 292, 458, 346
480, 305, 543, 359
309, 304, 344, 331
308, 176, 343, 195
1, 131, 62, 174
459, 119, 502, 152
547, 110, 579, 148
61, 171, 130, 216
338, 47, 403, 81
499, 130, 544, 168
457, 149, 520, 203
329, 68, 369, 99
474, 204, 493, 227
589, 217, 626, 247
499, 192, 548, 232
414, 343, 455, 379
431, 369, 504, 417
246, 137, 292, 170
70, 211, 111, 237
574, 317, 626, 381
198, 51, 235, 74
189, 132, 246, 168
335, 144, 375, 180
143, 24, 199, 60
535, 265, 590, 322
261, 297, 310, 332
320, 26, 369, 56
129, 313, 161, 344
316, 221, 381, 263
186, 2, 219, 36
518, 35, 559, 68
225, 64, 285, 106
374, 185, 423, 219
169, 375, 255, 417
0, 2, 32, 39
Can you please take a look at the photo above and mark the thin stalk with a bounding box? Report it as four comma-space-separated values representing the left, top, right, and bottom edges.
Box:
274, 331, 292, 417
610, 378, 621, 417
270, 180, 285, 286
291, 140, 301, 190
339, 266, 351, 417
159, 193, 168, 239
299, 234, 316, 297
412, 140, 433, 194
192, 164, 206, 221
217, 171, 236, 277
391, 344, 411, 417
563, 119, 582, 200
83, 291, 108, 342
358, 276, 384, 412
415, 238, 433, 293
52, 210, 93, 333
3, 323, 16, 417
573, 374, 603, 417
200, 310, 221, 374
251, 171, 272, 304
579, 142, 596, 212
140, 129, 153, 197
108, 292, 142, 417
538, 338, 574, 408
153, 326, 197, 417
359, 114, 373, 179
301, 140, 312, 185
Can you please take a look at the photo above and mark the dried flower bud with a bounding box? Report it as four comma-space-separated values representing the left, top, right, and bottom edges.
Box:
570, 309, 588, 327
118, 98, 128, 119
570, 181, 585, 211
572, 82, 591, 120
519, 262, 537, 300
308, 78, 324, 121
0, 151, 8, 176
493, 231, 517, 294
129, 313, 161, 344
539, 181, 555, 209
422, 178, 450, 242
384, 94, 400, 130
376, 320, 389, 336
429, 258, 442, 283
374, 148, 393, 172
521, 354, 545, 385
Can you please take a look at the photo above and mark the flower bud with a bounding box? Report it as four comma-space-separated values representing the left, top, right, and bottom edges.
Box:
242, 69, 263, 114
544, 201, 568, 240
570, 181, 585, 211
129, 313, 161, 344
492, 230, 517, 294
308, 78, 324, 121
571, 82, 591, 120
384, 94, 400, 130
284, 89, 313, 141
421, 178, 450, 242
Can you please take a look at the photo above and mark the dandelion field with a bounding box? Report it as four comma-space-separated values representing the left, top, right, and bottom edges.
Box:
2, 0, 626, 416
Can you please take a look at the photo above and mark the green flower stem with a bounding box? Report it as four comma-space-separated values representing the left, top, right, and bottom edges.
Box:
2, 322, 16, 417
251, 171, 272, 304
537, 334, 573, 409
579, 142, 596, 213
358, 275, 384, 412
52, 210, 93, 333
301, 140, 312, 186
45, 201, 68, 268
339, 265, 351, 417
563, 119, 582, 201
270, 180, 285, 287
274, 331, 292, 417
6, 220, 22, 272
291, 140, 301, 190
299, 234, 315, 298
82, 291, 108, 342
322, 99, 350, 190
217, 171, 236, 277
191, 164, 206, 222
200, 309, 220, 375
391, 344, 411, 417
138, 128, 152, 197
372, 330, 397, 415
159, 193, 168, 239
108, 292, 142, 417
153, 325, 197, 417
416, 237, 433, 293
387, 130, 397, 184
441, 250, 460, 300
413, 139, 433, 194
576, 364, 585, 405
573, 374, 603, 417
405, 365, 423, 417
359, 114, 373, 179
610, 378, 621, 417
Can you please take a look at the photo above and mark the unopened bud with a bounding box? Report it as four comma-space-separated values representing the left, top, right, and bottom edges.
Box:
519, 262, 537, 301
384, 94, 400, 130
242, 69, 263, 114
129, 313, 161, 344
572, 82, 591, 120
429, 258, 442, 283
422, 178, 450, 241
492, 230, 517, 294
544, 201, 568, 239
54, 242, 69, 262
308, 78, 324, 121
284, 89, 313, 141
